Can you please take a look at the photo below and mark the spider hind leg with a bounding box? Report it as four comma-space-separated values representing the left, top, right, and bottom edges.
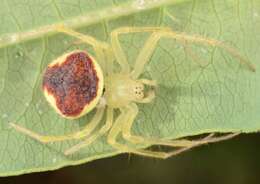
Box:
10, 107, 105, 143
107, 103, 240, 159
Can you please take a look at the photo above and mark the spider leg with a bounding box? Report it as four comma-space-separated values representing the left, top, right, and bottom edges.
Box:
137, 79, 157, 86
105, 104, 235, 159
106, 107, 154, 154
64, 107, 114, 155
105, 105, 189, 158
181, 40, 209, 67
110, 30, 130, 74
103, 47, 115, 75
131, 29, 255, 78
110, 27, 171, 74
10, 106, 105, 143
119, 103, 240, 159
164, 31, 255, 72
106, 104, 189, 158
125, 132, 239, 159
54, 25, 110, 72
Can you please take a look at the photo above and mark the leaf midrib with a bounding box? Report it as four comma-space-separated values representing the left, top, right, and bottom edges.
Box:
0, 0, 190, 49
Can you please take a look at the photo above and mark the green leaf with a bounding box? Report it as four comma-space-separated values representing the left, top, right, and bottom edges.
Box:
0, 0, 259, 176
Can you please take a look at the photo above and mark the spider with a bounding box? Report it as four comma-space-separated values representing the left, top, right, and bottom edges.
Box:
10, 25, 255, 159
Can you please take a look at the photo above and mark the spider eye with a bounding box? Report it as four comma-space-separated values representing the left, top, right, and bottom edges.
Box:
42, 50, 104, 119
133, 84, 144, 99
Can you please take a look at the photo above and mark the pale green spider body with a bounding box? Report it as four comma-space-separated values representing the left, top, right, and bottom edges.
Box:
105, 74, 154, 108
10, 25, 255, 158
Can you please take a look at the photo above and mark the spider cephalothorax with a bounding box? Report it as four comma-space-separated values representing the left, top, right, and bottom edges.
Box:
104, 74, 154, 108
10, 25, 255, 158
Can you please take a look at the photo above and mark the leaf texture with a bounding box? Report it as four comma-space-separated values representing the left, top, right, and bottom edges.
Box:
0, 0, 259, 176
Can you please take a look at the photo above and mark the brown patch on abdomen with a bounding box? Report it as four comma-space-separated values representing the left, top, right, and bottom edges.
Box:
42, 51, 99, 117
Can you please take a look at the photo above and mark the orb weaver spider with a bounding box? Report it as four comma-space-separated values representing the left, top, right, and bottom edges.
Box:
10, 25, 255, 158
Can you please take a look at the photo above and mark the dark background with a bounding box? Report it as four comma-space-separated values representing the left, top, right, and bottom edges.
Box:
1, 133, 259, 184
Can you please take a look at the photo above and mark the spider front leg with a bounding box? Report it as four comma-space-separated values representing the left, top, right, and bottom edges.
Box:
120, 103, 240, 159
131, 29, 255, 77
10, 106, 105, 143
110, 27, 171, 74
54, 25, 111, 72
138, 79, 157, 86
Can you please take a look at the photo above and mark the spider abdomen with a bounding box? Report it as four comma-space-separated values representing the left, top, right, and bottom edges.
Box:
42, 50, 104, 119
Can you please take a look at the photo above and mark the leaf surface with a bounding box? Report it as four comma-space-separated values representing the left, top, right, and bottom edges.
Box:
0, 0, 259, 176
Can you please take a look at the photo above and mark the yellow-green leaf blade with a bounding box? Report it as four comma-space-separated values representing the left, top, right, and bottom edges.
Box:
0, 0, 259, 177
